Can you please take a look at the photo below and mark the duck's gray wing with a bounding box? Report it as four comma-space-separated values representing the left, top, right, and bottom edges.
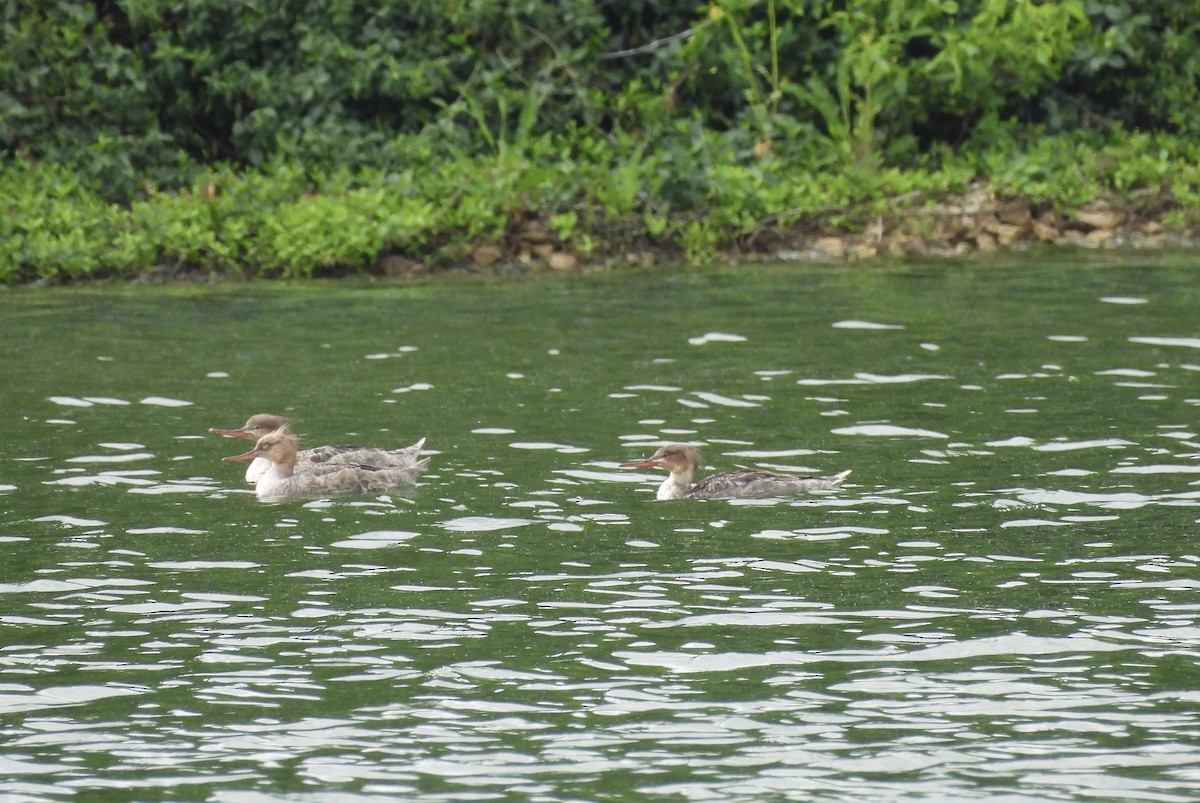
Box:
689, 469, 850, 499
300, 437, 426, 469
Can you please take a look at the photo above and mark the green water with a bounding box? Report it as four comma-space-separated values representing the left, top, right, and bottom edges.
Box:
2, 256, 1199, 801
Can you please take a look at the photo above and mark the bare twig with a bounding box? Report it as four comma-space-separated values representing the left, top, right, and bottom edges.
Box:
599, 28, 696, 60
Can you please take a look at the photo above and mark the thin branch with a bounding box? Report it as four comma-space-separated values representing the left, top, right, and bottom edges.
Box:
599, 28, 696, 60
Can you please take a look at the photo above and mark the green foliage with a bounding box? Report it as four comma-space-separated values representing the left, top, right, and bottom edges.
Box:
786, 0, 1090, 169
964, 127, 1200, 209
1, 162, 132, 283
1052, 1, 1200, 136
2, 162, 440, 282
2, 0, 1190, 189
6, 0, 1197, 193
2, 1, 1199, 281
6, 120, 1196, 284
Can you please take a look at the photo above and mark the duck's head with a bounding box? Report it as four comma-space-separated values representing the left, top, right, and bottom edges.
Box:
620, 443, 704, 476
209, 413, 291, 440
223, 425, 299, 468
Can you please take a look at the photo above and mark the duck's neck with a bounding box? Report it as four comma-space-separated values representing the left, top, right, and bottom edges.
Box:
268, 453, 297, 479
254, 460, 296, 500
656, 470, 695, 500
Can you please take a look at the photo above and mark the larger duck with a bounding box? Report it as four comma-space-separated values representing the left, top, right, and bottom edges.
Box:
223, 425, 429, 501
210, 413, 425, 483
621, 443, 850, 500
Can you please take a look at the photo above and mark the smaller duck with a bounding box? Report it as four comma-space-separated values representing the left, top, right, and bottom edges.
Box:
223, 425, 429, 501
210, 413, 425, 483
621, 443, 851, 500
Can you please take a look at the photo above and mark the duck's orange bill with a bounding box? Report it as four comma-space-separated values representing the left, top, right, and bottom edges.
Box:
209, 427, 253, 438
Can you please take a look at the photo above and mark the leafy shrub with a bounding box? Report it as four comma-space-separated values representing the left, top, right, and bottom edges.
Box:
5, 0, 1198, 195
2, 1, 1199, 282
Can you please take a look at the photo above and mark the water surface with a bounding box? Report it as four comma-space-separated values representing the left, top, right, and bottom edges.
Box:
2, 255, 1199, 800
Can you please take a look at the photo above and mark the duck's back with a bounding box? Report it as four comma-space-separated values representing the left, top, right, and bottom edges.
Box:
301, 438, 426, 470
344, 458, 429, 493
688, 468, 850, 499
256, 458, 429, 500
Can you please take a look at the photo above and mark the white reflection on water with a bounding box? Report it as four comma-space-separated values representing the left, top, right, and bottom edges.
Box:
833, 424, 949, 438
331, 530, 421, 549
30, 515, 106, 527
1037, 438, 1134, 451
687, 332, 747, 344
66, 453, 154, 463
46, 471, 158, 487
0, 685, 143, 714
509, 442, 589, 453
148, 561, 258, 570
615, 632, 1129, 674
127, 526, 208, 535
690, 391, 761, 408
48, 396, 96, 407
624, 384, 682, 392
727, 448, 819, 458
3, 530, 1197, 802
8, 268, 1200, 801
128, 482, 220, 495
1112, 464, 1200, 474
139, 396, 193, 407
798, 372, 949, 385
831, 320, 904, 329
996, 488, 1200, 510
986, 436, 1135, 450
752, 526, 890, 541
1130, 336, 1200, 349
437, 517, 535, 532
554, 467, 646, 484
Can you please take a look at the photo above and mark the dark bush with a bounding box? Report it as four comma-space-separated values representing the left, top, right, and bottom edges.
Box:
3, 1, 1198, 283
4, 0, 1197, 199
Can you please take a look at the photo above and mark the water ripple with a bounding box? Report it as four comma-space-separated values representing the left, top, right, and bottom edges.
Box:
6, 264, 1200, 801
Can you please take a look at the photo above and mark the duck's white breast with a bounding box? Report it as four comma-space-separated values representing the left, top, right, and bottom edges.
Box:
245, 456, 271, 483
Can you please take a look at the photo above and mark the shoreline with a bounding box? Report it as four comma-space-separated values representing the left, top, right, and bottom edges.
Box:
9, 181, 1199, 287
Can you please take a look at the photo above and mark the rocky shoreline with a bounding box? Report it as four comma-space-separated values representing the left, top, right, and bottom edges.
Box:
115, 188, 1198, 285
377, 187, 1198, 278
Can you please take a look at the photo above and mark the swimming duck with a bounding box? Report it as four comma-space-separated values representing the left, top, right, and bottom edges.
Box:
621, 443, 851, 500
210, 413, 425, 483
223, 425, 429, 501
